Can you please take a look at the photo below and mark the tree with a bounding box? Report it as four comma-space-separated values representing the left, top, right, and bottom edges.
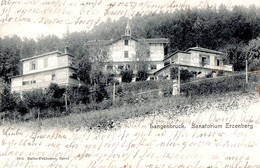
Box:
136, 70, 149, 81
170, 67, 194, 82
244, 37, 260, 71
0, 36, 22, 82
220, 42, 247, 71
23, 89, 53, 111
0, 85, 17, 112
47, 83, 63, 98
134, 39, 150, 81
121, 69, 134, 83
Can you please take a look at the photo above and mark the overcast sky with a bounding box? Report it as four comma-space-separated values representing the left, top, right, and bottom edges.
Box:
0, 0, 259, 39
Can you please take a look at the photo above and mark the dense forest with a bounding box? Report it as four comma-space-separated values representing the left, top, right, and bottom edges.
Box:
0, 5, 260, 121
1, 5, 260, 83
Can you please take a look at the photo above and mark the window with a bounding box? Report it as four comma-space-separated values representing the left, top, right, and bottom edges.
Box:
150, 64, 157, 70
22, 81, 30, 85
118, 65, 124, 70
51, 74, 55, 80
200, 54, 209, 66
164, 62, 170, 66
124, 40, 128, 46
44, 58, 48, 68
31, 61, 36, 70
107, 65, 113, 70
31, 80, 36, 84
217, 59, 220, 66
126, 64, 130, 70
150, 77, 155, 80
124, 51, 129, 58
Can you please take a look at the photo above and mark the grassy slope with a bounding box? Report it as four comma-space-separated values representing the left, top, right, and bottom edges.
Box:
15, 89, 259, 131
7, 72, 260, 130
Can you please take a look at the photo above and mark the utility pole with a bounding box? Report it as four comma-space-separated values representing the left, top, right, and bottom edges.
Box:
246, 59, 248, 84
64, 88, 68, 112
178, 65, 181, 94
112, 83, 116, 105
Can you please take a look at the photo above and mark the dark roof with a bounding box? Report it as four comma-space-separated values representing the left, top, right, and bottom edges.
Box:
186, 47, 225, 55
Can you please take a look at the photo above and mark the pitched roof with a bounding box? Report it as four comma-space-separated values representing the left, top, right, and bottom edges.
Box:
186, 47, 225, 55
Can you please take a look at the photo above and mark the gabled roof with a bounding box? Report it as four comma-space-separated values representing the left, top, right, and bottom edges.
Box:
186, 47, 225, 55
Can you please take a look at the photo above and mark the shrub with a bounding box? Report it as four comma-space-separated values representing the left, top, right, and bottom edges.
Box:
23, 89, 53, 111
121, 69, 134, 83
180, 73, 257, 96
136, 70, 148, 81
0, 85, 17, 112
47, 83, 64, 98
170, 67, 194, 82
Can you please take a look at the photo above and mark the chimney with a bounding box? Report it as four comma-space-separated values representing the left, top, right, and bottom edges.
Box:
65, 46, 69, 54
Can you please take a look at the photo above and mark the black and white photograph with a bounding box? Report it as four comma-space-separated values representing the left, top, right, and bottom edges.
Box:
0, 0, 260, 167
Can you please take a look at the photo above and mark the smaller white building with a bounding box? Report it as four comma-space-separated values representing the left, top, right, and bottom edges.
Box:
11, 50, 81, 93
154, 47, 233, 79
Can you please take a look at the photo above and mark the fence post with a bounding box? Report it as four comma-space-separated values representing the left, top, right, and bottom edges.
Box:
178, 66, 181, 94
37, 109, 40, 123
246, 59, 248, 84
113, 83, 116, 105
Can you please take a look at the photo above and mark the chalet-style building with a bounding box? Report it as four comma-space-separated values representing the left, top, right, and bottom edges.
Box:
86, 19, 170, 82
11, 49, 82, 93
153, 46, 233, 79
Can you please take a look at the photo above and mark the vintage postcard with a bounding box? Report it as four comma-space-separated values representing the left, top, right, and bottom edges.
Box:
0, 0, 260, 167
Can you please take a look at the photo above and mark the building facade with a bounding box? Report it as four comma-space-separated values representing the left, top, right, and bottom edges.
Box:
11, 50, 81, 93
86, 19, 169, 82
154, 47, 233, 79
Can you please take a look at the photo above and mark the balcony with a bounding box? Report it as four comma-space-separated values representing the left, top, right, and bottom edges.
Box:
171, 59, 233, 72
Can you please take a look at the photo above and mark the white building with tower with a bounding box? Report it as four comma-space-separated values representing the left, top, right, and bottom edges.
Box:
85, 19, 170, 82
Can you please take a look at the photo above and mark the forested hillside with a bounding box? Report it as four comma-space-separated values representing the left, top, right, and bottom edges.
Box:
1, 5, 260, 82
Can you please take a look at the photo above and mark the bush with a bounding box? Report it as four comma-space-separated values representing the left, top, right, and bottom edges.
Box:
180, 73, 260, 96
170, 67, 194, 82
136, 70, 148, 81
23, 89, 53, 111
121, 69, 134, 83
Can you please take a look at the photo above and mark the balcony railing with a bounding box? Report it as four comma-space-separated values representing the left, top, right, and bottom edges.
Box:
171, 60, 233, 72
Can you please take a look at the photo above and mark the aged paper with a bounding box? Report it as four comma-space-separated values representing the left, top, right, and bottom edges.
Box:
1, 97, 260, 167
1, 0, 260, 167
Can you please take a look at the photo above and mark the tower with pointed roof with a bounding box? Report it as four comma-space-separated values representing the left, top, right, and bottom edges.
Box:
125, 19, 131, 36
